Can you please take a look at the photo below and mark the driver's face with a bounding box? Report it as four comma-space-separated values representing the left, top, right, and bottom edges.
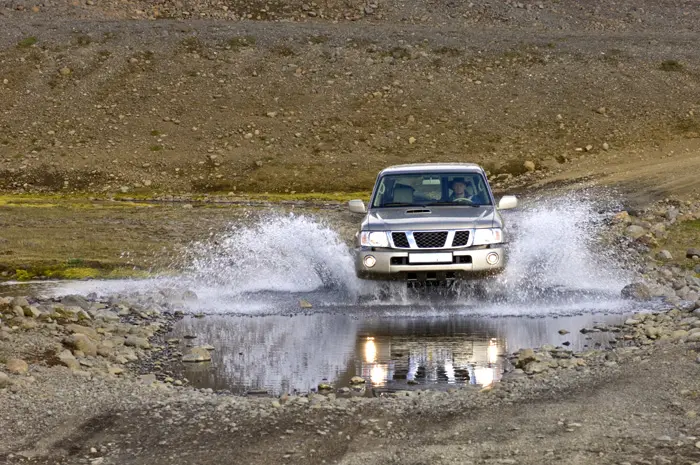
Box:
452, 182, 466, 194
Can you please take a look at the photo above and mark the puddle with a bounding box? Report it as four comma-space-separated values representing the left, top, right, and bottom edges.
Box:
0, 191, 660, 395
166, 308, 635, 396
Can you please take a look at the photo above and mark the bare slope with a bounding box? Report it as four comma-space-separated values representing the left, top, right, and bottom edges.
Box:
0, 2, 698, 194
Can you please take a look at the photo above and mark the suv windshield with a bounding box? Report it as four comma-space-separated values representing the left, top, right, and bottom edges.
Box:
371, 172, 493, 208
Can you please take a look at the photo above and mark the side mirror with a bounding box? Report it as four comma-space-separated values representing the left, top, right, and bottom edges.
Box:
498, 195, 518, 210
348, 199, 367, 214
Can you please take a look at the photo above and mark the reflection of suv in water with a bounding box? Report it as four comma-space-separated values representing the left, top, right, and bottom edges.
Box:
348, 163, 518, 283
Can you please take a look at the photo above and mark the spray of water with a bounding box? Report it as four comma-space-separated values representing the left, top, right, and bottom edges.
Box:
183, 213, 363, 298
492, 191, 632, 300
25, 192, 636, 316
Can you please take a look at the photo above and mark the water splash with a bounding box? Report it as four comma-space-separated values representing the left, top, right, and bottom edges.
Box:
490, 191, 632, 301
9, 192, 637, 316
183, 213, 363, 298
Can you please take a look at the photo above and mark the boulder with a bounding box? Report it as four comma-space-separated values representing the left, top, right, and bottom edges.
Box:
124, 335, 151, 349
60, 295, 90, 311
23, 306, 42, 318
686, 249, 700, 259
6, 358, 29, 374
64, 334, 98, 356
10, 297, 29, 309
621, 282, 652, 300
524, 361, 549, 374
0, 371, 10, 388
515, 348, 537, 368
655, 250, 673, 261
66, 324, 99, 340
624, 225, 646, 239
58, 350, 81, 370
182, 346, 211, 362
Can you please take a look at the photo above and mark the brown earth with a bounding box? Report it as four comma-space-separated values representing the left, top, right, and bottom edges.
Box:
0, 0, 699, 196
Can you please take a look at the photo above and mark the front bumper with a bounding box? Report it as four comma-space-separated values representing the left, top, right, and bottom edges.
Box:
355, 246, 506, 281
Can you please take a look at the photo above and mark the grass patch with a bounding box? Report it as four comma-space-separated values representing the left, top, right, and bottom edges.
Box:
657, 219, 700, 269
227, 35, 256, 50
9, 265, 155, 281
203, 191, 373, 203
309, 35, 329, 45
271, 45, 296, 57
180, 36, 204, 54
385, 46, 411, 60
75, 35, 92, 47
433, 46, 462, 57
17, 36, 38, 48
659, 60, 684, 72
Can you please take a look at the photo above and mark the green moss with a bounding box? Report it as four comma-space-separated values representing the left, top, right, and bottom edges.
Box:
228, 36, 256, 50
15, 269, 35, 281
309, 35, 329, 45
659, 60, 684, 72
57, 267, 100, 279
150, 145, 164, 152
17, 36, 38, 48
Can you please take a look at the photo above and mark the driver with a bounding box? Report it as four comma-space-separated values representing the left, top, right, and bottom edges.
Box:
449, 177, 472, 201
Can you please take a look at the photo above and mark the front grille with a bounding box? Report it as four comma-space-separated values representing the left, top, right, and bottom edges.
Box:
392, 232, 410, 248
452, 230, 470, 247
413, 231, 448, 248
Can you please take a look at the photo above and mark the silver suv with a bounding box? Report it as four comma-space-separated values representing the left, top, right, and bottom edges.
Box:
348, 163, 517, 283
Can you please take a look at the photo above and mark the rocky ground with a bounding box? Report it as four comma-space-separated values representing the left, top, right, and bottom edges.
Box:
1, 0, 700, 462
0, 0, 699, 195
1, 199, 699, 464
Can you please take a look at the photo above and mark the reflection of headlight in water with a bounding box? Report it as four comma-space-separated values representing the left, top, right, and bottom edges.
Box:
370, 364, 387, 386
364, 337, 377, 363
472, 367, 496, 386
487, 339, 499, 365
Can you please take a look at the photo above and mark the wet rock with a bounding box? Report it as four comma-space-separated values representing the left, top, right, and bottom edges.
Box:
64, 334, 97, 356
23, 306, 42, 318
6, 358, 29, 374
61, 295, 90, 311
524, 361, 549, 374
318, 383, 332, 391
671, 330, 689, 340
558, 329, 570, 335
182, 347, 212, 362
645, 326, 662, 339
94, 310, 119, 322
10, 297, 30, 309
624, 225, 646, 239
124, 335, 151, 349
299, 299, 313, 309
0, 371, 10, 388
515, 348, 537, 368
655, 250, 673, 261
350, 376, 365, 384
621, 283, 652, 300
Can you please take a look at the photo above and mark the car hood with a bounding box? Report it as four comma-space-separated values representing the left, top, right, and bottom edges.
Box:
362, 206, 499, 231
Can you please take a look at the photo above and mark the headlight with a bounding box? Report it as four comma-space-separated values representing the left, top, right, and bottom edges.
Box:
360, 231, 389, 248
472, 228, 503, 245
